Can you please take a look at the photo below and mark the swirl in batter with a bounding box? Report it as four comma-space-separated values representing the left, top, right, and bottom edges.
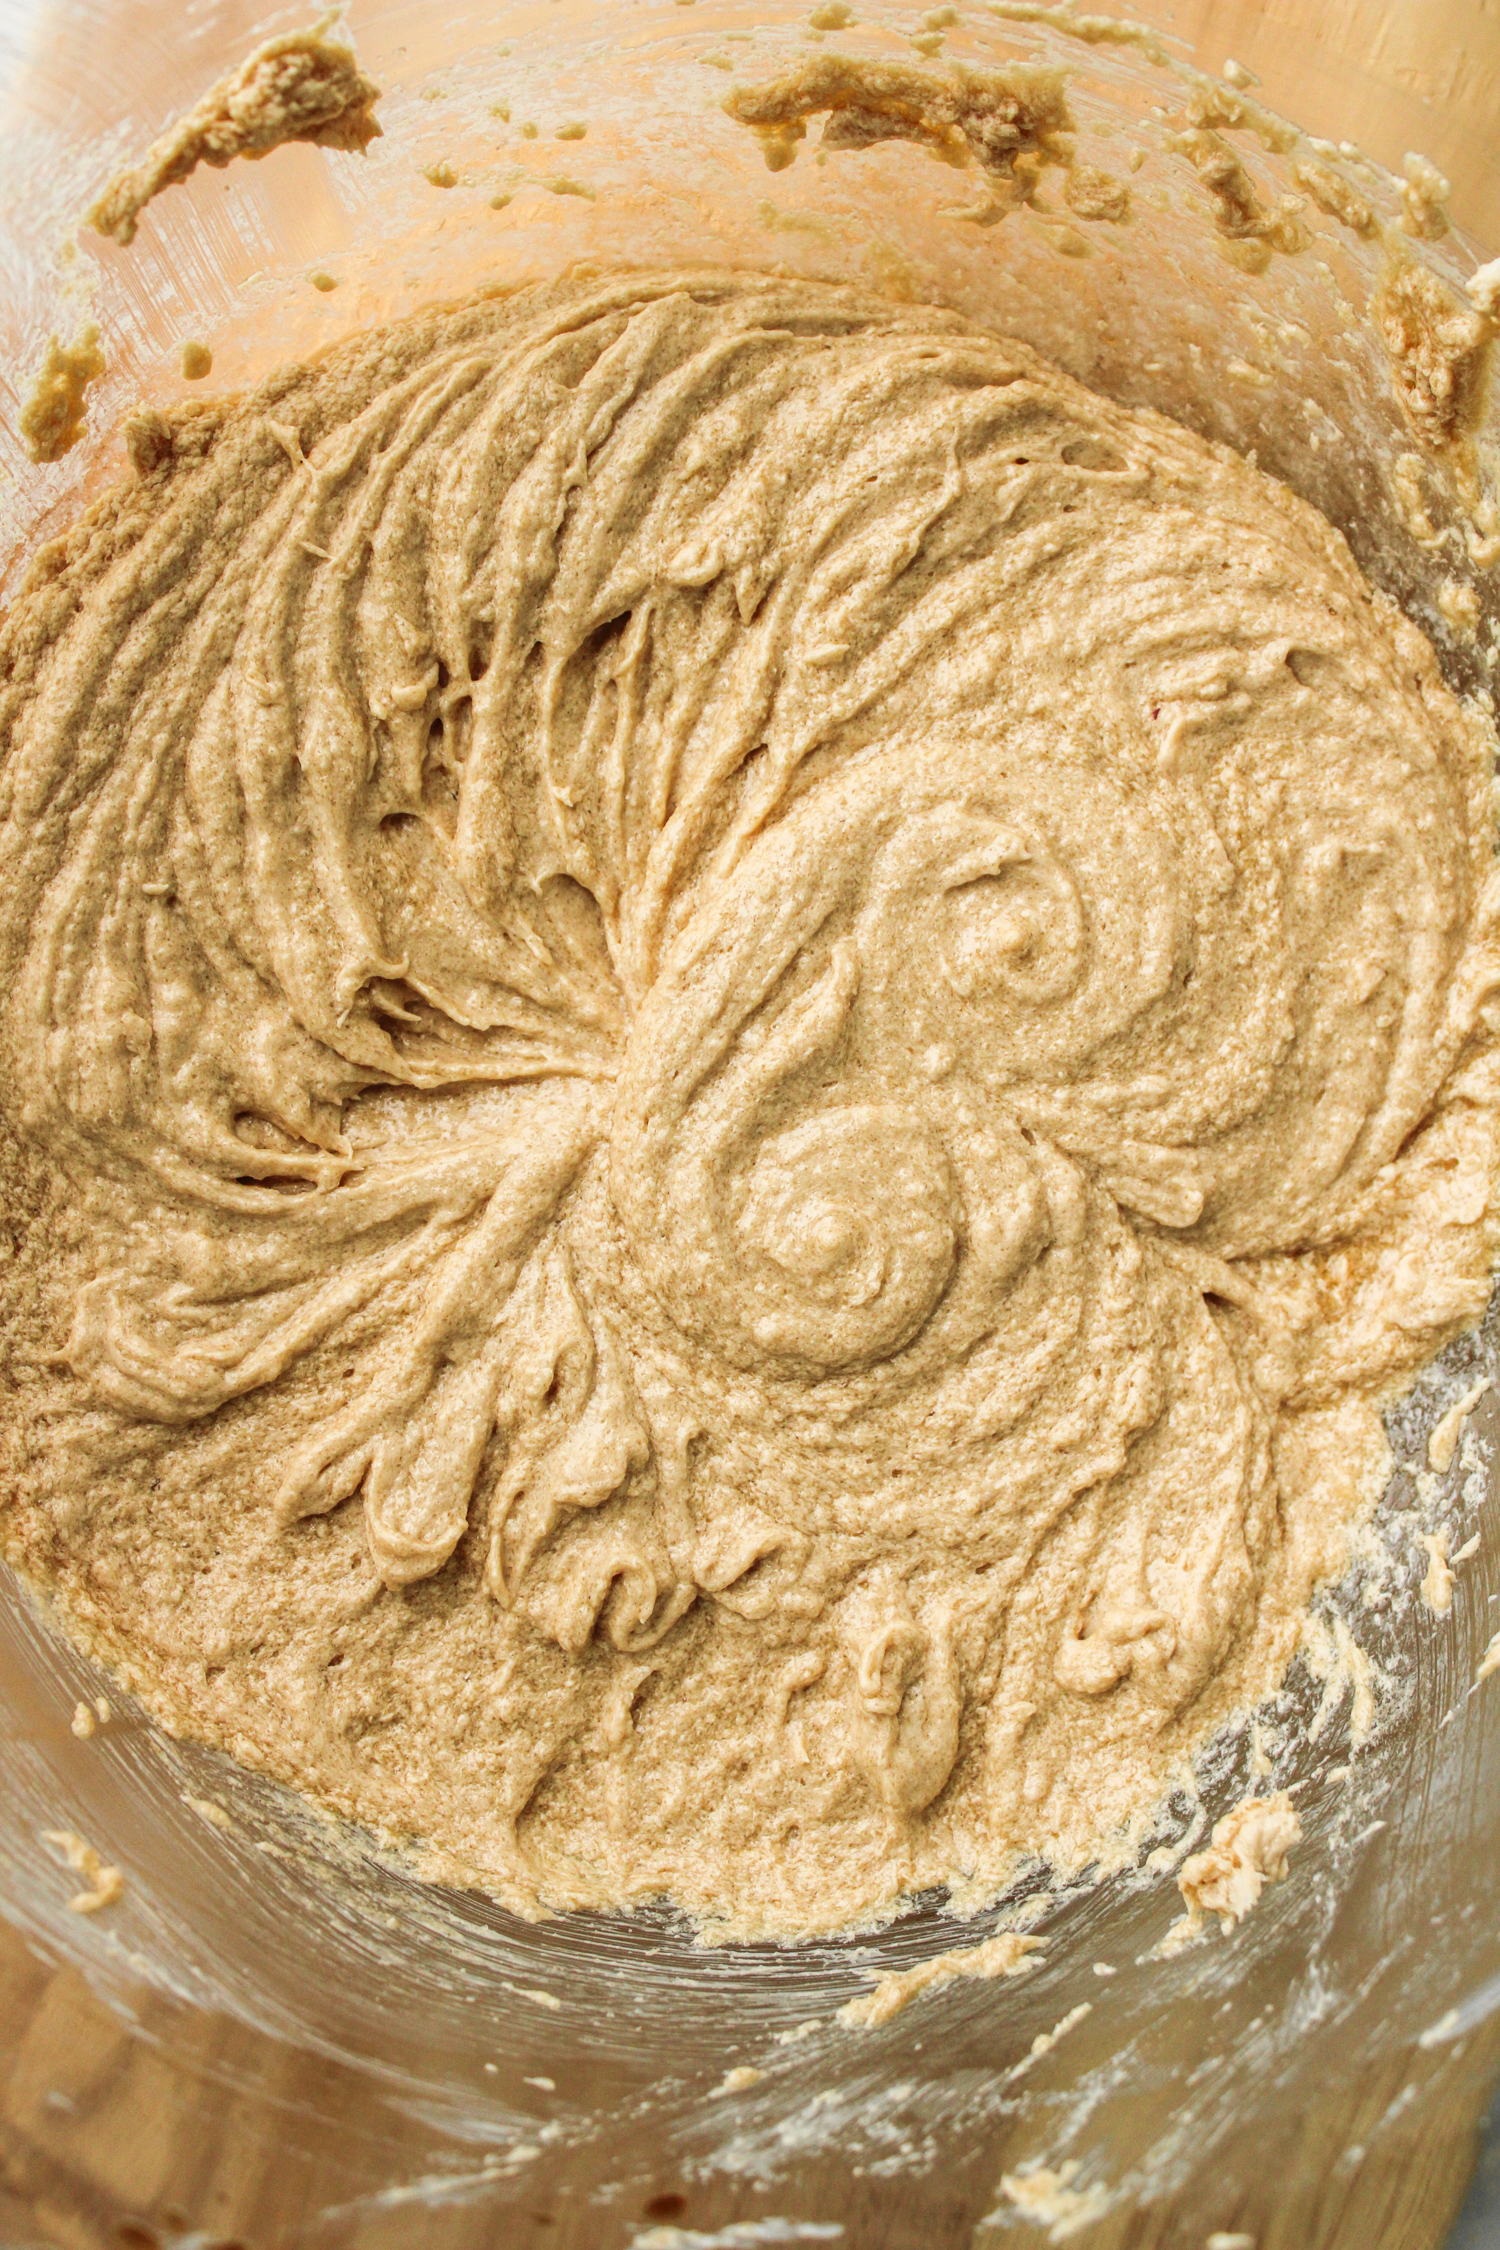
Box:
1, 272, 1497, 1935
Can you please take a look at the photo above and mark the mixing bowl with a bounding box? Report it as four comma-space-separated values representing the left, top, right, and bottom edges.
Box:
2, 2, 1500, 2245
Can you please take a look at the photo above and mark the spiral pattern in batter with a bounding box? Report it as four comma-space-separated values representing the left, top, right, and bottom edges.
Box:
1, 272, 1496, 1931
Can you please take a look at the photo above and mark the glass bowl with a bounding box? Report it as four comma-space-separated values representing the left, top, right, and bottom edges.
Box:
2, 3, 1499, 2245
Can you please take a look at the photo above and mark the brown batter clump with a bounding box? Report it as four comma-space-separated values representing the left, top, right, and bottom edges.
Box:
1, 271, 1497, 1938
17, 326, 106, 464
724, 52, 1071, 197
84, 23, 381, 248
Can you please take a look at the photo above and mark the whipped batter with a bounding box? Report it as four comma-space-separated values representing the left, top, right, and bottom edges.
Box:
1, 270, 1497, 1937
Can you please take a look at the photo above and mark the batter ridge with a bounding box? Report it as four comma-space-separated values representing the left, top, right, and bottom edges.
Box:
1, 270, 1497, 1936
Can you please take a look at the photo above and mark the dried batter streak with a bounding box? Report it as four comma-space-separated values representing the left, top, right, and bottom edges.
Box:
1, 271, 1499, 1938
42, 1828, 123, 1914
839, 1930, 1043, 2026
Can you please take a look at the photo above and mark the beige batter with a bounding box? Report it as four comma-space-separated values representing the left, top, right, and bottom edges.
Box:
18, 325, 106, 464
1176, 1789, 1300, 1935
2, 269, 1498, 1938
